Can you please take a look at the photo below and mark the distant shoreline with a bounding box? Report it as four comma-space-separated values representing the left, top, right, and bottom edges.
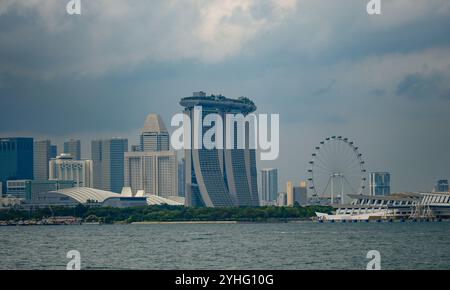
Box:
131, 221, 239, 225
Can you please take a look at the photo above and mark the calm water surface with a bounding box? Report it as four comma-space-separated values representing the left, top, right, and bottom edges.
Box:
1, 222, 449, 270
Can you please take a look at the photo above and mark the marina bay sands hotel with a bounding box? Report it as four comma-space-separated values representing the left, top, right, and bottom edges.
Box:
180, 92, 260, 207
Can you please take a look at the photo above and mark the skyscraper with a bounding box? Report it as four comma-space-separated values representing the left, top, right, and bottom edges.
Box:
0, 138, 33, 194
286, 181, 294, 206
91, 140, 103, 190
64, 139, 81, 160
434, 179, 449, 192
178, 159, 185, 197
91, 138, 128, 193
261, 168, 278, 204
370, 172, 391, 196
140, 114, 170, 152
294, 181, 308, 206
50, 145, 58, 159
181, 92, 259, 207
124, 114, 178, 197
124, 151, 178, 197
33, 140, 52, 181
49, 154, 93, 188
286, 181, 307, 206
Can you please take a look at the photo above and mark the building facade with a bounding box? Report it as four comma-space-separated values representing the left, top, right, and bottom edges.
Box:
370, 172, 391, 196
50, 145, 58, 159
178, 159, 185, 197
91, 140, 103, 190
91, 138, 128, 193
181, 92, 259, 207
124, 151, 178, 198
140, 114, 170, 152
286, 181, 308, 206
49, 154, 93, 188
124, 114, 178, 198
261, 168, 278, 203
0, 138, 34, 194
64, 139, 81, 160
434, 179, 449, 192
6, 179, 74, 200
277, 192, 287, 206
33, 140, 52, 181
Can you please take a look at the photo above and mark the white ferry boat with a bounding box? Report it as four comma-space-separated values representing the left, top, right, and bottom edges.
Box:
315, 192, 450, 221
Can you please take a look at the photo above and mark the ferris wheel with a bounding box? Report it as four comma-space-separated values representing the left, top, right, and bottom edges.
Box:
307, 136, 366, 204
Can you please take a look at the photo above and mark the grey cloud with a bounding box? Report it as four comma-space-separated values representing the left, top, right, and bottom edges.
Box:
396, 69, 450, 100
1, 1, 450, 192
312, 80, 336, 96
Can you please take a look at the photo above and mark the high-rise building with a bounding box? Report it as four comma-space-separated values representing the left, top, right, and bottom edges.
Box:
178, 159, 185, 197
261, 168, 278, 203
0, 138, 33, 194
49, 154, 93, 188
277, 192, 287, 206
102, 138, 128, 193
64, 139, 81, 160
91, 138, 128, 193
91, 140, 103, 190
286, 181, 308, 206
294, 181, 308, 206
124, 151, 178, 198
434, 179, 449, 192
124, 115, 177, 197
181, 92, 259, 207
140, 114, 170, 152
33, 140, 52, 181
370, 172, 391, 196
50, 145, 58, 159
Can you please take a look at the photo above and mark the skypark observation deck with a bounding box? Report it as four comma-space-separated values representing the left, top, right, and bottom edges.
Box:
180, 93, 257, 114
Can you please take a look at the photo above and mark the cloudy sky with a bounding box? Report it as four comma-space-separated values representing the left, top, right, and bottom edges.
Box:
1, 0, 450, 192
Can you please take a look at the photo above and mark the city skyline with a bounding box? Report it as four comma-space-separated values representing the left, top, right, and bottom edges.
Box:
1, 1, 450, 192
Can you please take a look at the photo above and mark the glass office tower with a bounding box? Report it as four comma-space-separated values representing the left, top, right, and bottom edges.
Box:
369, 172, 391, 196
261, 168, 278, 203
0, 137, 33, 194
64, 139, 81, 160
33, 140, 52, 181
91, 138, 128, 193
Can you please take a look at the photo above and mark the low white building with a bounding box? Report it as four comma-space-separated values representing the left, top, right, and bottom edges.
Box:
49, 154, 93, 188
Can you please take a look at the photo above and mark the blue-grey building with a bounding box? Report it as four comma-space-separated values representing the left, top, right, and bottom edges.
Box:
0, 137, 34, 194
178, 158, 185, 197
64, 139, 81, 160
33, 140, 52, 181
435, 179, 449, 192
261, 168, 278, 203
369, 172, 391, 196
91, 138, 128, 193
180, 92, 259, 207
50, 145, 58, 159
